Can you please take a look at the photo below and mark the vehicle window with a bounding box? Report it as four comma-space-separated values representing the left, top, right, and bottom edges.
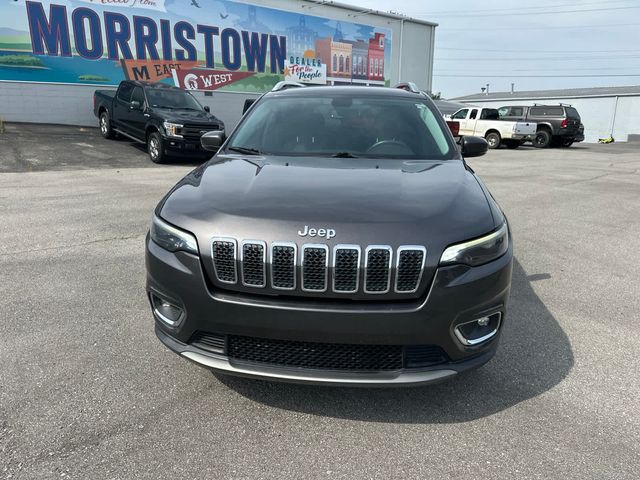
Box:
511, 107, 524, 116
481, 109, 499, 120
546, 107, 564, 116
529, 107, 544, 116
451, 109, 468, 120
228, 95, 455, 159
131, 87, 145, 105
146, 89, 203, 110
498, 107, 509, 117
117, 83, 134, 102
469, 109, 478, 119
566, 107, 580, 120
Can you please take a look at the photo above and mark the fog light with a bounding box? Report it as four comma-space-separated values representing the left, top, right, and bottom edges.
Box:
150, 293, 184, 327
454, 313, 501, 346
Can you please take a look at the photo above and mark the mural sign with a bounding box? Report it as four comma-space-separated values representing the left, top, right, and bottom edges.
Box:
0, 0, 392, 92
284, 58, 326, 85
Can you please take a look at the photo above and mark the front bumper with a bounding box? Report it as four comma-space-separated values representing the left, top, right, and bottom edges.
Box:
146, 235, 513, 386
162, 136, 215, 157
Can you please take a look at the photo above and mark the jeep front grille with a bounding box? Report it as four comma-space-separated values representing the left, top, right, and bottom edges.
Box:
241, 241, 266, 287
364, 246, 393, 294
333, 246, 360, 293
210, 239, 427, 297
302, 245, 329, 292
271, 243, 296, 290
211, 238, 237, 284
395, 247, 427, 293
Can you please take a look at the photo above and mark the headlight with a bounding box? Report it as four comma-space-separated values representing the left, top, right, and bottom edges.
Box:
440, 222, 509, 267
150, 215, 198, 255
163, 121, 183, 138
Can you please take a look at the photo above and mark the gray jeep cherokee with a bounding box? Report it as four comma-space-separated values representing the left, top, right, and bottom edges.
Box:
145, 83, 513, 386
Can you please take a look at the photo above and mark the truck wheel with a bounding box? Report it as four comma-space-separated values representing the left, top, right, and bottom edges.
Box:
533, 130, 551, 148
561, 139, 574, 148
485, 132, 501, 149
99, 111, 115, 139
148, 132, 166, 164
505, 140, 520, 149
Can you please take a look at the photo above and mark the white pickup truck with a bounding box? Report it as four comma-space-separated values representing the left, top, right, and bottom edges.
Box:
446, 107, 537, 149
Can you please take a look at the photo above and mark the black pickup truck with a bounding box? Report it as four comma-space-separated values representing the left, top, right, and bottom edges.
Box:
94, 81, 225, 163
497, 104, 584, 148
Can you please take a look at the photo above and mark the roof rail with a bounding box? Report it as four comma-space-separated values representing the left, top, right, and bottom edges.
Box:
271, 81, 307, 92
393, 82, 422, 94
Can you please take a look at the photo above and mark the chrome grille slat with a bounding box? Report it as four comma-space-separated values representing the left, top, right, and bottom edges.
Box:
271, 243, 297, 290
364, 246, 392, 294
333, 245, 361, 293
211, 238, 237, 284
395, 246, 427, 293
240, 240, 266, 287
302, 244, 329, 292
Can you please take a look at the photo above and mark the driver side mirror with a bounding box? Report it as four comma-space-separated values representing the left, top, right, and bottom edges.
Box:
460, 136, 488, 158
203, 105, 210, 113
130, 100, 142, 111
200, 130, 226, 152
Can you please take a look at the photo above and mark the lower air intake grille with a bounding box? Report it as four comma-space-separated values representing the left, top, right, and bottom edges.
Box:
302, 246, 328, 291
221, 335, 450, 371
365, 247, 392, 293
190, 332, 226, 354
227, 335, 404, 371
404, 345, 449, 368
212, 239, 237, 283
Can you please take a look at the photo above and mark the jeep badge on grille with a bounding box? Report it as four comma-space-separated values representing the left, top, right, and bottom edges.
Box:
298, 225, 336, 240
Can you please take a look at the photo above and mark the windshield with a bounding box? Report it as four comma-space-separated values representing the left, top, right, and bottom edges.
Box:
227, 94, 454, 159
146, 89, 202, 110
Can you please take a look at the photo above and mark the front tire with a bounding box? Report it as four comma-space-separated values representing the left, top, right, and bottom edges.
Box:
486, 132, 501, 149
99, 111, 115, 139
533, 130, 551, 148
148, 132, 166, 164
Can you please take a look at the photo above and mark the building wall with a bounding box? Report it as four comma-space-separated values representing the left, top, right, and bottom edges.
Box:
463, 95, 640, 143
0, 0, 435, 128
0, 81, 259, 132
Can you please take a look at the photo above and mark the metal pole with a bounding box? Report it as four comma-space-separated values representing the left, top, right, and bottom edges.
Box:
397, 19, 405, 83
610, 95, 619, 136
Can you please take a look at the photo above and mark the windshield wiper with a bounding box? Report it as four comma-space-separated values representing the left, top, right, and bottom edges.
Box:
227, 146, 262, 156
331, 152, 358, 158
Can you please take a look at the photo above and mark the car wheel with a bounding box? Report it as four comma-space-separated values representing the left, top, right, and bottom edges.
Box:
533, 130, 551, 148
561, 139, 574, 148
99, 111, 115, 139
148, 132, 166, 164
485, 132, 501, 149
505, 140, 520, 149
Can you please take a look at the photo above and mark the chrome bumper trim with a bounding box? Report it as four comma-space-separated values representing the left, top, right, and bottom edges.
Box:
181, 351, 457, 386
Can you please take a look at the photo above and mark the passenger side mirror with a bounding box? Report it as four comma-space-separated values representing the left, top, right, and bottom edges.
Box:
460, 136, 488, 158
200, 130, 225, 151
203, 106, 210, 113
130, 100, 142, 110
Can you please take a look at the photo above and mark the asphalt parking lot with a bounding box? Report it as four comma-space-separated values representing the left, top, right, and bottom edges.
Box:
1, 124, 639, 479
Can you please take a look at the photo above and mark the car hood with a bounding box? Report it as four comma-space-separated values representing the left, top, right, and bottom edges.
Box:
160, 156, 497, 256
152, 108, 222, 125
